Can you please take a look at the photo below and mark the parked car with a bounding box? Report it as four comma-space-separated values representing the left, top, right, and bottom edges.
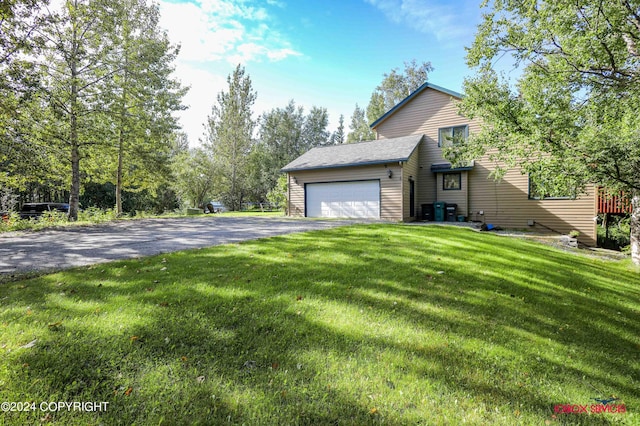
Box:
204, 201, 227, 213
19, 203, 70, 220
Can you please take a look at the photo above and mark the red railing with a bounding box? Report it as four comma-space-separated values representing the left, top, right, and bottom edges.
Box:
597, 187, 632, 214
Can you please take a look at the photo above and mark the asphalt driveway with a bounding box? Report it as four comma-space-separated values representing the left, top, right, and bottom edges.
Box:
0, 216, 356, 276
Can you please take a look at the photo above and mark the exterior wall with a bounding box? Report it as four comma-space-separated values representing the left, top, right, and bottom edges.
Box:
401, 146, 420, 221
436, 171, 469, 219
375, 88, 481, 222
467, 160, 597, 246
287, 163, 404, 221
374, 87, 598, 246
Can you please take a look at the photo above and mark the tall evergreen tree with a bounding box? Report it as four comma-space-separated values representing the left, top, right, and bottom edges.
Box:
346, 104, 374, 143
204, 64, 257, 211
254, 100, 331, 200
330, 114, 345, 144
303, 106, 330, 148
366, 91, 385, 126
257, 100, 304, 191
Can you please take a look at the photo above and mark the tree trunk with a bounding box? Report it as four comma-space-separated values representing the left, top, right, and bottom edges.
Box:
68, 58, 80, 221
631, 189, 640, 266
116, 130, 123, 216
69, 129, 80, 221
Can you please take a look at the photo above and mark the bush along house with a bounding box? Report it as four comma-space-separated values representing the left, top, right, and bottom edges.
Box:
282, 83, 599, 246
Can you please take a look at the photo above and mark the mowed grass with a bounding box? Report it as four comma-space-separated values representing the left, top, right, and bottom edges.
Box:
0, 224, 638, 425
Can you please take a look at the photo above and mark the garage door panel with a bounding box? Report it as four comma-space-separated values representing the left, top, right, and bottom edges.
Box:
306, 181, 380, 218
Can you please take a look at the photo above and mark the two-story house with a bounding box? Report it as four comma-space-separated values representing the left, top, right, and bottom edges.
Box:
281, 83, 597, 246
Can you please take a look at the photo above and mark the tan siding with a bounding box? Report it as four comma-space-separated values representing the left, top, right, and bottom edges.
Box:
287, 164, 403, 221
402, 147, 420, 221
375, 87, 597, 245
375, 89, 481, 218
436, 171, 468, 219
467, 160, 597, 245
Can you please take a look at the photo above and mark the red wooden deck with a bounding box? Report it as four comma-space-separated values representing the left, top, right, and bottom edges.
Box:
597, 188, 632, 214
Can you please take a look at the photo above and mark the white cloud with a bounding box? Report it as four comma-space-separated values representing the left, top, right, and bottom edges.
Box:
158, 0, 303, 145
365, 0, 478, 42
159, 0, 301, 65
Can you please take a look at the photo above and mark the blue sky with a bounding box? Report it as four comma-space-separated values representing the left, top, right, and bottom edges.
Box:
157, 0, 487, 145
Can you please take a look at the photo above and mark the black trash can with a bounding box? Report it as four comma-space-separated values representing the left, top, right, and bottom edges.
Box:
446, 203, 458, 222
421, 204, 434, 221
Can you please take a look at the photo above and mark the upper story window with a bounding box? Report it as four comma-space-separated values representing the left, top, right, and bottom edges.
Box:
438, 125, 468, 147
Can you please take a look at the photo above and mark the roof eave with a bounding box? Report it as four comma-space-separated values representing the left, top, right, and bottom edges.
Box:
281, 157, 411, 173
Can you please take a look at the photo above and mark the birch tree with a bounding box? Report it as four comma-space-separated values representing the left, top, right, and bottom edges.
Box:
451, 0, 640, 264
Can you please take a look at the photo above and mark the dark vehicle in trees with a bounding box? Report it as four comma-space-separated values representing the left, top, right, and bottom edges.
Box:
19, 203, 69, 220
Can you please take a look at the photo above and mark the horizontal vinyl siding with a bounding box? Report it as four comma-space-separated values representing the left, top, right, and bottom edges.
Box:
375, 88, 482, 213
402, 148, 420, 221
375, 87, 597, 245
468, 159, 597, 246
436, 172, 468, 219
287, 164, 403, 221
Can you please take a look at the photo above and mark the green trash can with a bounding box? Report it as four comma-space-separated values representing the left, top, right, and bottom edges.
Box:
434, 202, 446, 222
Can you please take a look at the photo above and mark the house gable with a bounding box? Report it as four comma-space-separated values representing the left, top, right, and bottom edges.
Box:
370, 83, 598, 246
284, 81, 597, 246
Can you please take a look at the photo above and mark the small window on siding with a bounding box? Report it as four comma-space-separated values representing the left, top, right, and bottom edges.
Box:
443, 173, 461, 190
438, 125, 468, 147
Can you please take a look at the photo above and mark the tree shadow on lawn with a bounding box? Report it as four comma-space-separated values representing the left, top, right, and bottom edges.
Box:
1, 224, 638, 424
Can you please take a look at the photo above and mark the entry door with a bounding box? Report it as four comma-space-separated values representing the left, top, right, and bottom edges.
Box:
409, 179, 415, 217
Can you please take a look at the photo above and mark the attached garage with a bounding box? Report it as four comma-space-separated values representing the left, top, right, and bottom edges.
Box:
306, 180, 380, 218
281, 135, 423, 221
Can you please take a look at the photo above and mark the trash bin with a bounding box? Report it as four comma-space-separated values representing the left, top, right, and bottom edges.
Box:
457, 214, 466, 222
421, 204, 434, 221
446, 203, 457, 222
434, 201, 446, 222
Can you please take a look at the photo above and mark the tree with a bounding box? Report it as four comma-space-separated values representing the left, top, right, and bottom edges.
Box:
366, 91, 385, 126
170, 148, 218, 209
452, 0, 640, 264
34, 0, 118, 220
350, 59, 433, 142
266, 174, 288, 212
346, 103, 374, 143
303, 106, 331, 148
375, 59, 433, 110
204, 64, 257, 211
330, 114, 345, 144
253, 100, 331, 201
0, 0, 52, 192
102, 0, 187, 216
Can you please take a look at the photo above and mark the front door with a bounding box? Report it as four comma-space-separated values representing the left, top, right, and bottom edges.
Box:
409, 179, 415, 217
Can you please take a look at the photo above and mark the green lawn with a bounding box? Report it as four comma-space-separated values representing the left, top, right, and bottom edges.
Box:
0, 225, 638, 425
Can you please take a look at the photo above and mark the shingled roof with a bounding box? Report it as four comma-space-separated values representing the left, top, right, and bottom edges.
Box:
281, 134, 423, 173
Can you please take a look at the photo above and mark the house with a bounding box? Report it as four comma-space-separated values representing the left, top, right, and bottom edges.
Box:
281, 83, 597, 246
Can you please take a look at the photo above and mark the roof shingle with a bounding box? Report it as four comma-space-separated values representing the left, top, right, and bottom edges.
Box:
281, 134, 423, 172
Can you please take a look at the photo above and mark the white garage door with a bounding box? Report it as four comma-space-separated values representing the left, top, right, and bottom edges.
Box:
306, 180, 380, 218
